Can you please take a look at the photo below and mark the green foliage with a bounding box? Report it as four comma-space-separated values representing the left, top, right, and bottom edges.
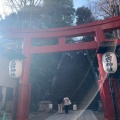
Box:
76, 6, 95, 25
43, 0, 75, 28
75, 6, 95, 42
75, 6, 98, 76
82, 35, 94, 42
29, 53, 62, 110
0, 6, 44, 28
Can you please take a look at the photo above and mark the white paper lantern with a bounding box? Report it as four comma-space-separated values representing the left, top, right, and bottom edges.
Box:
9, 59, 22, 78
102, 52, 117, 73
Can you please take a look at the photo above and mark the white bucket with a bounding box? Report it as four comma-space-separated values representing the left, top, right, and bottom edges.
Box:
49, 104, 53, 110
73, 104, 77, 111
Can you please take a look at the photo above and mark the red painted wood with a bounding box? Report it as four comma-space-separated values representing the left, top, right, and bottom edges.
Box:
17, 83, 31, 120
31, 41, 98, 53
22, 37, 31, 84
17, 37, 31, 120
98, 79, 115, 119
1, 16, 120, 38
58, 37, 66, 45
98, 78, 120, 120
97, 54, 107, 81
1, 16, 120, 32
97, 54, 120, 120
112, 79, 120, 118
95, 28, 105, 44
104, 39, 120, 45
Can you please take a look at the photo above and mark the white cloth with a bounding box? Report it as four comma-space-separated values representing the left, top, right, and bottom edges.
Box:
63, 97, 71, 105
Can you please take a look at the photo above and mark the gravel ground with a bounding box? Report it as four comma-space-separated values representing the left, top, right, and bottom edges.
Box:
0, 111, 55, 120
0, 111, 105, 120
29, 110, 105, 120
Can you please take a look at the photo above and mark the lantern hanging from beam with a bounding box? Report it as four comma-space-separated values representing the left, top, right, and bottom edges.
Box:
102, 52, 117, 73
9, 59, 22, 78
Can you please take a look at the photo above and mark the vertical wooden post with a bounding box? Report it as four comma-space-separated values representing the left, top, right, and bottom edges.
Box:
97, 54, 115, 120
17, 37, 31, 120
96, 28, 120, 120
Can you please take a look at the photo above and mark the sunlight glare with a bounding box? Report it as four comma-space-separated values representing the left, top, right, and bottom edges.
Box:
0, 0, 12, 18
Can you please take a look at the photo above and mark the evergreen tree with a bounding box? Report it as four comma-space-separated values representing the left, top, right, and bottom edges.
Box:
76, 6, 95, 42
76, 6, 95, 25
76, 6, 98, 79
0, 0, 75, 28
42, 0, 75, 28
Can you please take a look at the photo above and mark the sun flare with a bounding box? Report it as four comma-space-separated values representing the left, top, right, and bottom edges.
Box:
0, 0, 12, 18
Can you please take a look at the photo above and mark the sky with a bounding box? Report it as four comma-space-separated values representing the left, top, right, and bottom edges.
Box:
74, 0, 88, 8
0, 0, 88, 18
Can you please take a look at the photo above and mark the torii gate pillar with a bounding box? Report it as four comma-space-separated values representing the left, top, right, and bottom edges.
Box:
95, 28, 120, 119
97, 54, 120, 120
11, 38, 31, 120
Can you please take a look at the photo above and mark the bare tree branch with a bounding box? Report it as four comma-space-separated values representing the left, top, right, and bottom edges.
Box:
87, 0, 120, 18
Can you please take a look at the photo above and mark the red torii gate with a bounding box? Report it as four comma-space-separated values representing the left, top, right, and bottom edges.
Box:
1, 16, 120, 120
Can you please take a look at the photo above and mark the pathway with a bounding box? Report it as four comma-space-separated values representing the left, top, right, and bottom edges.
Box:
45, 110, 97, 120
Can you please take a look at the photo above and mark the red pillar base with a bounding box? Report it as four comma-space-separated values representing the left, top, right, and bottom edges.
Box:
17, 83, 31, 120
98, 79, 120, 120
12, 83, 31, 120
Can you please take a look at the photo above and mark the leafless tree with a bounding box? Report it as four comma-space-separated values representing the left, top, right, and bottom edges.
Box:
87, 0, 120, 18
1, 0, 44, 28
5, 0, 42, 12
87, 0, 120, 38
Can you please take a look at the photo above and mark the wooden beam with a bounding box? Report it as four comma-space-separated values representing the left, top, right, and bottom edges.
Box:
1, 16, 120, 38
31, 41, 98, 54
